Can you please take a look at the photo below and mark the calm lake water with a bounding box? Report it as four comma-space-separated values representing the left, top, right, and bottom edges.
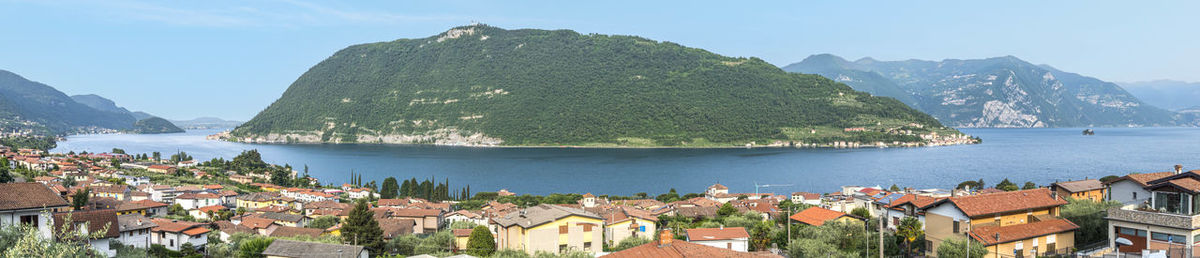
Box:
51, 128, 1200, 196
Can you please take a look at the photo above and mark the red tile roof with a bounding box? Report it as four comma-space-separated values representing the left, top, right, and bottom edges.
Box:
602, 240, 780, 258
151, 218, 210, 235
54, 209, 120, 239
240, 217, 277, 229
0, 183, 70, 210
1106, 172, 1174, 187
789, 207, 855, 226
686, 227, 749, 241
944, 188, 1067, 217
968, 218, 1079, 246
453, 228, 474, 237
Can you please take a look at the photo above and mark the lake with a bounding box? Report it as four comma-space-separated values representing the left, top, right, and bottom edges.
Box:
51, 128, 1200, 196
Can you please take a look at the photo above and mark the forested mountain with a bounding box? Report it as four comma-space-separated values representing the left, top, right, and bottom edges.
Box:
131, 117, 184, 134
784, 55, 1180, 128
71, 94, 173, 123
1119, 80, 1200, 111
234, 25, 968, 147
0, 70, 136, 132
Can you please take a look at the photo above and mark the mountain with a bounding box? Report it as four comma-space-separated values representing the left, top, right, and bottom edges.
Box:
171, 117, 242, 129
130, 117, 184, 134
70, 94, 131, 114
784, 55, 1179, 128
1119, 80, 1200, 111
70, 94, 182, 129
234, 25, 970, 147
0, 70, 136, 132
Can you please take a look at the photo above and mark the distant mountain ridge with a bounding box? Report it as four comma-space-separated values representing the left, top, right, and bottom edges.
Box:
171, 117, 242, 129
0, 70, 136, 132
783, 54, 1182, 128
1119, 80, 1200, 111
0, 69, 183, 134
233, 25, 971, 147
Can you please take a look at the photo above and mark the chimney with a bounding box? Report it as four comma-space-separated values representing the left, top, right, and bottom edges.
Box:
1176, 164, 1184, 174
658, 230, 674, 246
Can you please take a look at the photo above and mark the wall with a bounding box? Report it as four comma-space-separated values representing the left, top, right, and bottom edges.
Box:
1109, 181, 1151, 206
691, 239, 748, 252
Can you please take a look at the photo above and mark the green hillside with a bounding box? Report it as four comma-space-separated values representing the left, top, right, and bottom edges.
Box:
130, 117, 184, 134
234, 25, 968, 147
0, 70, 136, 133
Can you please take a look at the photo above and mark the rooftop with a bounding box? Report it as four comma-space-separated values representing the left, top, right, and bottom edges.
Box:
492, 204, 601, 228
0, 183, 69, 210
261, 239, 365, 258
942, 188, 1067, 217
1052, 179, 1104, 193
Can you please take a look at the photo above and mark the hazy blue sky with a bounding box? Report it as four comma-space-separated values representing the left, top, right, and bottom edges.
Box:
1, 0, 1196, 120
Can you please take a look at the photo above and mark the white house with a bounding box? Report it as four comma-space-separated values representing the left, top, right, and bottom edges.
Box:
1104, 171, 1175, 206
790, 192, 821, 206
174, 193, 221, 210
139, 184, 178, 203
54, 210, 121, 257
115, 214, 157, 249
346, 188, 372, 200
0, 183, 70, 240
443, 210, 488, 227
150, 218, 209, 251
685, 227, 749, 252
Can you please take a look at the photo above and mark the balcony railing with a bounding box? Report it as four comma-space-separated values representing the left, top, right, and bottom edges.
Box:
1106, 207, 1200, 229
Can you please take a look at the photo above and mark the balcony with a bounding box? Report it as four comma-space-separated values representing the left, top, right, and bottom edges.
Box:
1106, 207, 1200, 229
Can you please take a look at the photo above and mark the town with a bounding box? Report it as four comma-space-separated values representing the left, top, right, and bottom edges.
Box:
0, 145, 1191, 258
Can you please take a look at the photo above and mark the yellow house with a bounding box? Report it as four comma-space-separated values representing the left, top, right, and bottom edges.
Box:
453, 229, 474, 252
236, 192, 279, 210
600, 207, 658, 246
115, 200, 169, 217
925, 188, 1078, 258
1050, 179, 1106, 202
492, 204, 603, 255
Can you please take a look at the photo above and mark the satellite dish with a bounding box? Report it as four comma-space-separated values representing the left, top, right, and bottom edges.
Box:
1115, 237, 1133, 246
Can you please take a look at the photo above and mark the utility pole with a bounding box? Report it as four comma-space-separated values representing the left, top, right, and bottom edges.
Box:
879, 214, 884, 258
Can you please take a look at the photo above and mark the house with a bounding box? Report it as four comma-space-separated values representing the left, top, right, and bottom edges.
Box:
1050, 179, 1106, 202
600, 207, 659, 246
444, 209, 488, 227
267, 226, 324, 238
1104, 169, 1175, 206
790, 192, 821, 206
150, 218, 210, 251
139, 184, 177, 203
115, 200, 169, 217
1104, 169, 1200, 256
346, 188, 372, 199
0, 183, 71, 239
146, 165, 175, 174
924, 188, 1076, 258
230, 174, 253, 184
262, 239, 368, 258
492, 204, 604, 255
881, 194, 944, 231
378, 218, 416, 240
120, 176, 150, 187
255, 212, 308, 228
115, 214, 157, 249
453, 229, 474, 252
375, 208, 441, 234
789, 207, 864, 226
175, 192, 222, 210
189, 205, 228, 221
53, 209, 120, 257
237, 192, 281, 210
685, 227, 750, 252
603, 231, 781, 258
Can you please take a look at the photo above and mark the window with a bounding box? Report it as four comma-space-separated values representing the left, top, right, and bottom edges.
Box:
892, 217, 899, 227
727, 243, 732, 249
1152, 232, 1186, 244
1118, 227, 1147, 237
583, 224, 592, 232
559, 225, 568, 234
583, 242, 592, 249
1047, 234, 1056, 243
20, 215, 37, 228
1132, 192, 1136, 200
952, 220, 960, 233
558, 244, 567, 252
1014, 241, 1024, 257
1154, 192, 1183, 214
169, 239, 174, 247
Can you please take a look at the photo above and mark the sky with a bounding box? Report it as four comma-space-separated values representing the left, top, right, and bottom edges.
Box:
0, 0, 1197, 121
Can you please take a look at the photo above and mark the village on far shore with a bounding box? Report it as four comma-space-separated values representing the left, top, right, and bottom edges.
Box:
0, 145, 1193, 258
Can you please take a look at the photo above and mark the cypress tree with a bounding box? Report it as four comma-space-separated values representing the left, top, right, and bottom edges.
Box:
342, 199, 384, 253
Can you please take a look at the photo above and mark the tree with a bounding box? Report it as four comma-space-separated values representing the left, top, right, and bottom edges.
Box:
717, 202, 737, 217
111, 148, 125, 154
937, 237, 987, 258
466, 225, 496, 256
996, 178, 1019, 191
889, 184, 901, 192
655, 188, 680, 203
1099, 175, 1120, 182
237, 237, 274, 258
0, 158, 11, 183
850, 207, 871, 219
168, 204, 187, 216
896, 217, 924, 256
307, 216, 341, 229
1022, 181, 1037, 190
380, 177, 399, 199
63, 176, 77, 187
71, 188, 90, 210
611, 236, 650, 252
1061, 198, 1122, 246
749, 221, 773, 251
341, 199, 384, 254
